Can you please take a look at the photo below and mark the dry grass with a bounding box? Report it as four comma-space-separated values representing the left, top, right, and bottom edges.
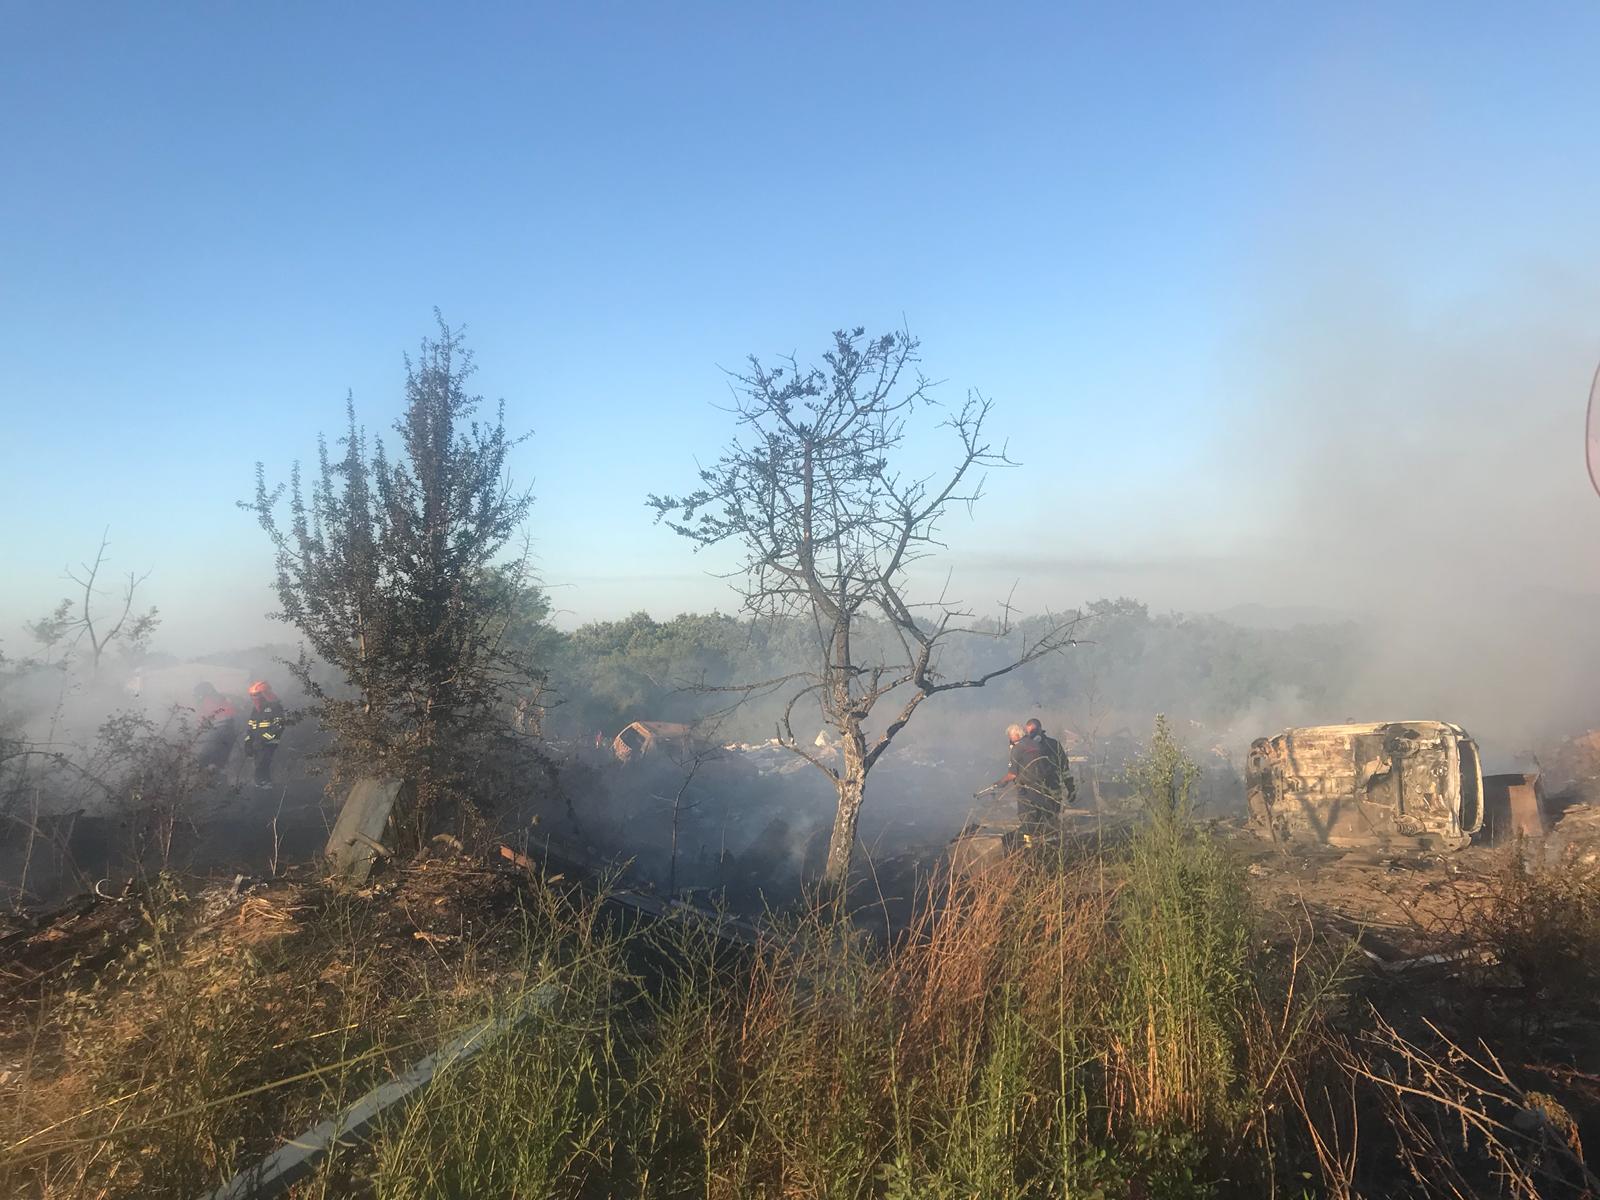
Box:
4, 727, 1599, 1198
1473, 844, 1600, 1000
0, 857, 605, 1199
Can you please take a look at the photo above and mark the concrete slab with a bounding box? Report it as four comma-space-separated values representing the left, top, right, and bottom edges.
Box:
324, 777, 407, 883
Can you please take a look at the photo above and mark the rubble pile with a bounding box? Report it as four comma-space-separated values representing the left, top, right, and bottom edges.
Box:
1542, 729, 1600, 805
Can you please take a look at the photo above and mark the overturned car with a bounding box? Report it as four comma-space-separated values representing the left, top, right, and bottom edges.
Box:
1246, 721, 1484, 850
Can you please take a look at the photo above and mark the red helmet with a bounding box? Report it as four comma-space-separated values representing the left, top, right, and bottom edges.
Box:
248, 680, 273, 697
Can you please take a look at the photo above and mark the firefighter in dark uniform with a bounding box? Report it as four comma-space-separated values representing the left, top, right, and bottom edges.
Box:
244, 680, 286, 788
1024, 717, 1076, 809
998, 723, 1062, 848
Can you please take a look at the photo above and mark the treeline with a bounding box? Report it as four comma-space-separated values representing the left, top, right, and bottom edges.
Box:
538, 597, 1367, 747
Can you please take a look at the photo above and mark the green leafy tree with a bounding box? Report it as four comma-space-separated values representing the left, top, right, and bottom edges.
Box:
246, 315, 541, 837
550, 610, 798, 736
481, 562, 562, 736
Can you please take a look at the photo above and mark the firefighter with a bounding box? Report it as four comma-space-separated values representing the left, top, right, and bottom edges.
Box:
1024, 717, 1077, 808
191, 681, 239, 771
244, 680, 286, 788
996, 722, 1060, 848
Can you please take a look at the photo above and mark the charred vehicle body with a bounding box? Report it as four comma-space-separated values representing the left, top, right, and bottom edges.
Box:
1247, 721, 1484, 850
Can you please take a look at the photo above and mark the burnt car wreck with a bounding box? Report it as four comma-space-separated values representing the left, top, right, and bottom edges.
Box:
1246, 721, 1484, 850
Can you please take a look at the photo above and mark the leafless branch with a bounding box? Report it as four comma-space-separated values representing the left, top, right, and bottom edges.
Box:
650, 327, 1076, 889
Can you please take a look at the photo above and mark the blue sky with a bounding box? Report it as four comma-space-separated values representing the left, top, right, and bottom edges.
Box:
3, 2, 1599, 653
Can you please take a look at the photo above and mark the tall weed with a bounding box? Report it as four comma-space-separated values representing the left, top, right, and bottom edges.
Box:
1110, 716, 1252, 1132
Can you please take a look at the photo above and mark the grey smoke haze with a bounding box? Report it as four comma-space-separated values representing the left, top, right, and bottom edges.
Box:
880, 262, 1600, 765
5, 259, 1596, 781
1227, 264, 1600, 754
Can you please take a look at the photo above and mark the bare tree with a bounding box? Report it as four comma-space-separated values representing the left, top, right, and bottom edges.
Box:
650, 327, 1077, 894
28, 528, 159, 675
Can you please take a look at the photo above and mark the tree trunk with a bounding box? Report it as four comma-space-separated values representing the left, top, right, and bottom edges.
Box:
823, 773, 864, 895
823, 723, 869, 895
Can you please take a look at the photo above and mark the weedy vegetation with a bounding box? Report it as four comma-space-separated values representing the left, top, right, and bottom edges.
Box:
7, 719, 1592, 1199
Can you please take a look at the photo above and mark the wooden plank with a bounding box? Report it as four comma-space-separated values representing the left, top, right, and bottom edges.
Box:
200, 984, 556, 1200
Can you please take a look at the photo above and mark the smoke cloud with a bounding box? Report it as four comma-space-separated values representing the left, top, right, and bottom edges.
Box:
1222, 261, 1600, 762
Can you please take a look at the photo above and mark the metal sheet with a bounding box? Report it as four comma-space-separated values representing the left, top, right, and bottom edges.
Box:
1483, 772, 1547, 842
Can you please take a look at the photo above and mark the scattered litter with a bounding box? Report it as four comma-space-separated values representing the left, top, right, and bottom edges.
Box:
1356, 943, 1493, 975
